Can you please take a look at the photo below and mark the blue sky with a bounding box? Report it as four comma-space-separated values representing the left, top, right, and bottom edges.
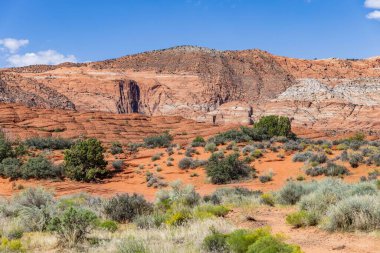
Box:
0, 0, 380, 67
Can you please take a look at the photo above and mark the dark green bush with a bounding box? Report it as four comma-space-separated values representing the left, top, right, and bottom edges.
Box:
64, 138, 108, 182
0, 135, 14, 162
103, 193, 153, 223
143, 131, 173, 148
208, 129, 251, 145
24, 137, 73, 150
49, 207, 97, 247
21, 156, 63, 180
206, 153, 252, 184
0, 158, 22, 180
192, 136, 206, 147
253, 115, 293, 139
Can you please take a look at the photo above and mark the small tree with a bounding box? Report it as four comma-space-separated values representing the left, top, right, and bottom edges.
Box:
253, 115, 293, 138
64, 138, 108, 182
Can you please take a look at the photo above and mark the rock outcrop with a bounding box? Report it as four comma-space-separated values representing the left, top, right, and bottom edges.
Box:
1, 46, 380, 137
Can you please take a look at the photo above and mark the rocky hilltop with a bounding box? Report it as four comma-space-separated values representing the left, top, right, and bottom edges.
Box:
1, 46, 380, 137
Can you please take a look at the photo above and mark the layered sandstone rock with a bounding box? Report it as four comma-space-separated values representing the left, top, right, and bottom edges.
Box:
1, 46, 380, 137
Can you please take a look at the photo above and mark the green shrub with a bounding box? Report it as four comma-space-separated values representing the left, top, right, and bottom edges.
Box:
276, 181, 316, 205
208, 129, 251, 145
253, 115, 293, 139
325, 195, 380, 232
206, 153, 252, 184
143, 131, 173, 148
192, 136, 206, 147
49, 207, 97, 247
103, 194, 152, 223
246, 235, 302, 253
227, 228, 271, 253
261, 193, 275, 206
110, 142, 123, 155
286, 211, 316, 228
21, 156, 63, 180
98, 220, 118, 232
0, 158, 22, 180
205, 142, 217, 153
24, 137, 74, 150
165, 210, 192, 226
202, 230, 229, 253
0, 238, 25, 252
64, 138, 108, 182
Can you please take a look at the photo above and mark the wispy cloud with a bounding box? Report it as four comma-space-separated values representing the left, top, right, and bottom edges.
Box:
0, 38, 29, 53
7, 50, 77, 67
365, 0, 380, 20
365, 0, 380, 9
367, 10, 380, 20
0, 38, 77, 67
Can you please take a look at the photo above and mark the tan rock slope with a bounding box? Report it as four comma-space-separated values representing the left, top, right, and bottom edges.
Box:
1, 46, 380, 138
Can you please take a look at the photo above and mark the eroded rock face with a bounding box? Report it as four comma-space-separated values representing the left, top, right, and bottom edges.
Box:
1, 46, 380, 137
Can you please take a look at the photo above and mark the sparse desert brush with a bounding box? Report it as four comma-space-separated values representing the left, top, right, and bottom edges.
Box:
103, 193, 153, 223
276, 181, 317, 205
259, 170, 274, 183
110, 142, 123, 155
178, 157, 195, 169
207, 187, 261, 207
112, 159, 124, 171
151, 152, 162, 161
143, 131, 173, 148
260, 193, 275, 206
349, 153, 363, 168
24, 137, 74, 150
325, 195, 380, 232
205, 142, 217, 153
292, 152, 313, 162
324, 162, 349, 176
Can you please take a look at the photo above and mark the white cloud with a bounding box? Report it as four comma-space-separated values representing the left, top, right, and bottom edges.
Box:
367, 10, 380, 20
0, 38, 29, 53
365, 0, 380, 9
7, 50, 77, 67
